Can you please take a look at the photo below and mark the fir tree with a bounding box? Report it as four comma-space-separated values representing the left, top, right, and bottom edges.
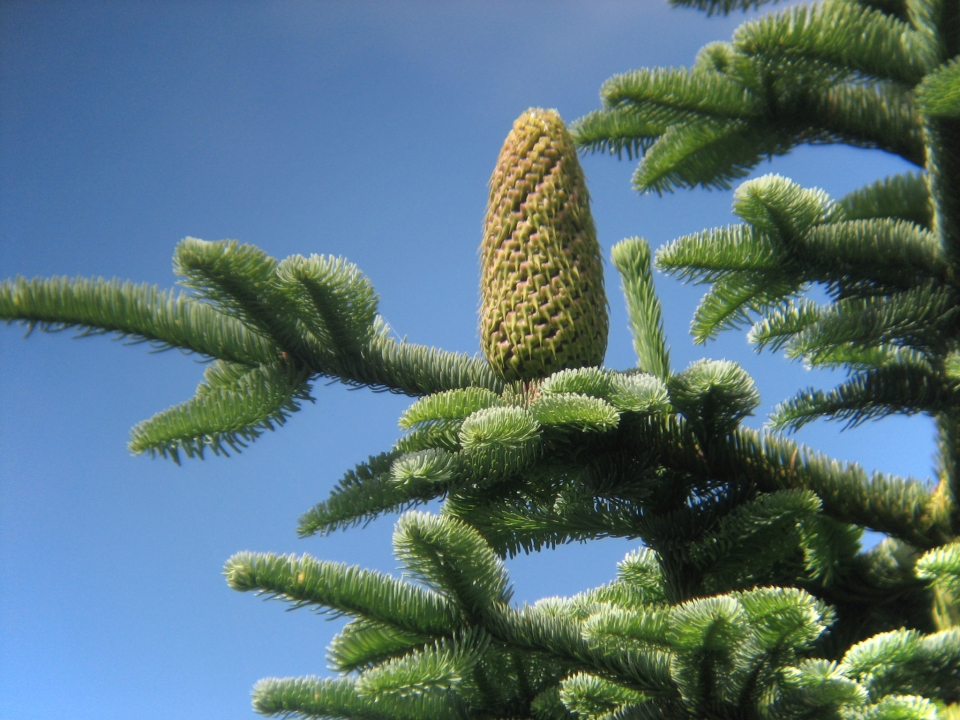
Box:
4, 1, 960, 719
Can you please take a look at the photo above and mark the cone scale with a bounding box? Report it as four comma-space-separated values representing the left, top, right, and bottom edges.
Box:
480, 108, 608, 383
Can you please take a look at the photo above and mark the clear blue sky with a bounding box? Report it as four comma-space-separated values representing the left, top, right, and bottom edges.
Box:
0, 2, 931, 718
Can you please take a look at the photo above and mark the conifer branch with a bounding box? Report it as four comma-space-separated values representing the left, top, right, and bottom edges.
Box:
224, 551, 459, 635
252, 676, 459, 720
785, 283, 959, 360
599, 67, 758, 119
667, 359, 760, 439
329, 619, 429, 673
724, 428, 950, 547
275, 253, 379, 356
839, 628, 960, 704
441, 489, 644, 558
393, 513, 512, 619
918, 59, 960, 261
690, 271, 800, 343
480, 604, 677, 697
801, 219, 946, 287
839, 173, 933, 228
128, 361, 313, 462
173, 238, 299, 347
668, 0, 779, 15
355, 631, 488, 701
612, 238, 671, 379
297, 452, 443, 537
571, 108, 659, 160
733, 3, 933, 86
770, 364, 950, 431
656, 224, 780, 281
810, 80, 925, 164
349, 331, 504, 396
633, 118, 765, 193
0, 276, 279, 366
688, 489, 822, 589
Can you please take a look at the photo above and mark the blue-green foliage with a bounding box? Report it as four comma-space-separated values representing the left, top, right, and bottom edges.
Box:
3, 0, 960, 718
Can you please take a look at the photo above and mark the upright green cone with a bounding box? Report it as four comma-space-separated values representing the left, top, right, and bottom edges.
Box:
480, 108, 608, 383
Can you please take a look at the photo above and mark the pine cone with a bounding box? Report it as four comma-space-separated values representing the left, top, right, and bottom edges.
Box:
480, 108, 608, 382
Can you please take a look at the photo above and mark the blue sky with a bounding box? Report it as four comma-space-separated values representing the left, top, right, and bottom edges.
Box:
0, 2, 932, 718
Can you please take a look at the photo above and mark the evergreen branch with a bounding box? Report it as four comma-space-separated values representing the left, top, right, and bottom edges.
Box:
392, 512, 513, 618
391, 449, 459, 487
840, 628, 960, 704
665, 595, 749, 711
656, 224, 780, 282
736, 586, 835, 652
798, 344, 933, 373
722, 428, 949, 547
617, 548, 668, 603
252, 676, 459, 720
456, 439, 546, 488
355, 630, 488, 699
3, 250, 500, 406
771, 659, 868, 718
624, 417, 949, 546
298, 452, 443, 537
668, 0, 779, 16
530, 393, 620, 432
800, 219, 946, 287
690, 271, 800, 343
275, 253, 380, 356
733, 3, 933, 86
810, 81, 925, 166
0, 276, 278, 366
348, 331, 504, 396
667, 359, 760, 439
608, 373, 672, 414
530, 394, 620, 433
732, 174, 839, 241
798, 513, 863, 587
128, 361, 312, 462
916, 542, 960, 596
839, 173, 932, 228
172, 237, 293, 343
908, 0, 960, 64
582, 607, 671, 654
253, 676, 380, 720
329, 619, 429, 673
694, 41, 738, 74
747, 300, 822, 352
559, 672, 647, 720
174, 239, 502, 398
394, 420, 463, 454
853, 695, 939, 720
689, 489, 822, 589
223, 551, 459, 635
442, 491, 643, 558
918, 50, 960, 264
542, 367, 614, 397
633, 118, 769, 193
916, 57, 960, 119
572, 108, 661, 160
770, 364, 950, 431
612, 238, 671, 378
459, 407, 540, 450
481, 605, 676, 697
577, 38, 923, 196
785, 283, 959, 359
600, 67, 760, 119
399, 389, 505, 428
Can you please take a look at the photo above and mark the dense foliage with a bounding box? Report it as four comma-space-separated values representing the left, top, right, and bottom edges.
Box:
4, 0, 960, 718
